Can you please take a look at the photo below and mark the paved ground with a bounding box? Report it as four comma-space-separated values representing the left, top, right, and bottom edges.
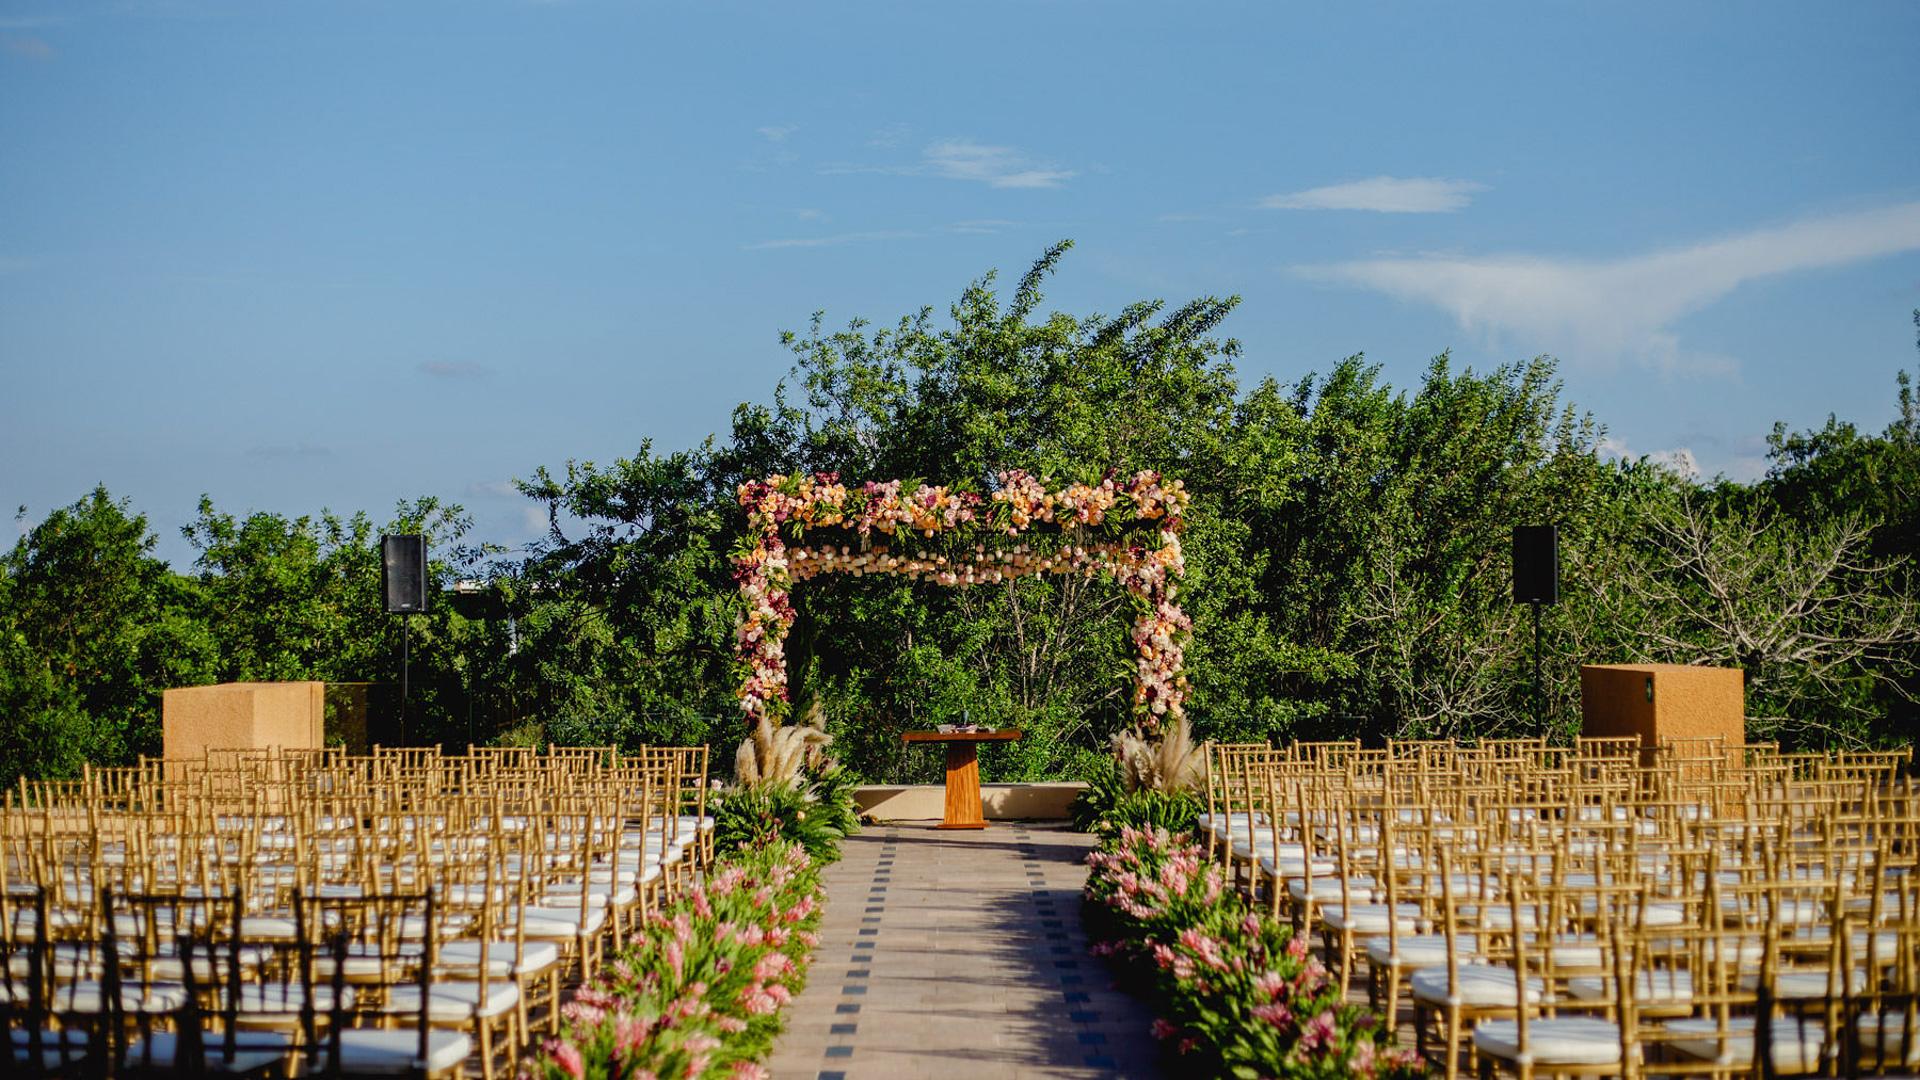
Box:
765, 821, 1164, 1080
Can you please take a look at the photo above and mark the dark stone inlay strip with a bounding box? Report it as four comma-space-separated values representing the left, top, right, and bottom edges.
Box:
825, 1046, 853, 1059
842, 985, 868, 995
829, 1023, 857, 1035
835, 1003, 860, 1014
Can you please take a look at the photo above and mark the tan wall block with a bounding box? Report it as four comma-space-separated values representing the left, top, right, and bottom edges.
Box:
1580, 663, 1745, 750
854, 782, 1087, 821
163, 681, 326, 759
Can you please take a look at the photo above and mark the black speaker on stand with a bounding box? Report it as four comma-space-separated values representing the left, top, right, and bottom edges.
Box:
1512, 525, 1559, 722
382, 535, 428, 744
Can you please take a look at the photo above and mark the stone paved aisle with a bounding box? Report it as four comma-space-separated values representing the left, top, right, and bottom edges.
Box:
765, 822, 1164, 1080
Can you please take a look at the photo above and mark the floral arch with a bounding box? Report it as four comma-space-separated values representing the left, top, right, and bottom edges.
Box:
731, 470, 1192, 740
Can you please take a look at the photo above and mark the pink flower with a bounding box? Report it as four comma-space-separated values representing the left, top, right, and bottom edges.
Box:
1350, 1037, 1378, 1077
1251, 1001, 1293, 1029
1150, 1018, 1179, 1041
1298, 1009, 1338, 1052
730, 1064, 770, 1080
546, 1039, 584, 1080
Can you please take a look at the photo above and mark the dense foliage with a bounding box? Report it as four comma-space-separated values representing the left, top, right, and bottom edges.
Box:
1084, 825, 1423, 1079
3, 249, 1916, 783
711, 759, 860, 865
528, 840, 822, 1080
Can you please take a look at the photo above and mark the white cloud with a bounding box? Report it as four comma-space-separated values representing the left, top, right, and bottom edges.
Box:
795, 208, 826, 221
822, 138, 1074, 189
867, 122, 911, 148
947, 219, 1016, 235
921, 138, 1073, 189
466, 479, 520, 498
1, 35, 53, 60
743, 229, 920, 251
1302, 201, 1920, 373
1600, 437, 1700, 478
756, 124, 798, 143
1262, 176, 1486, 213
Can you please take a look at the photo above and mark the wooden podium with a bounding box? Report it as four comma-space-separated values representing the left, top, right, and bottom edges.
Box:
162, 681, 326, 760
900, 730, 1023, 829
1580, 664, 1744, 756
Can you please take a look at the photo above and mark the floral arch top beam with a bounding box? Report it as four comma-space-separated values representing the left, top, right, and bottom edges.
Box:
733, 469, 1192, 731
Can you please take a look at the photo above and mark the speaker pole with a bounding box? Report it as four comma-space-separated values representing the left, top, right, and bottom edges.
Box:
400, 614, 411, 745
1532, 599, 1543, 722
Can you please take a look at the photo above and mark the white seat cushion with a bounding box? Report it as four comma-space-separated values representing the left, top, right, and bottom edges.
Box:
1320, 903, 1422, 934
10, 1027, 92, 1069
49, 980, 190, 1014
329, 1029, 471, 1075
1539, 934, 1605, 970
235, 982, 354, 1015
382, 979, 519, 1021
1411, 964, 1544, 1007
123, 1030, 292, 1073
1367, 933, 1477, 969
1254, 848, 1335, 878
1567, 969, 1694, 1005
1666, 1016, 1826, 1072
1456, 904, 1540, 931
239, 915, 299, 940
1856, 1012, 1920, 1066
437, 939, 562, 977
1473, 1017, 1622, 1066
1739, 968, 1868, 1000
1288, 876, 1374, 903
521, 905, 608, 939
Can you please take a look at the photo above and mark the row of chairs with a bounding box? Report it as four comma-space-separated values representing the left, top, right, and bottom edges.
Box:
1198, 736, 1919, 1078
2, 743, 714, 1078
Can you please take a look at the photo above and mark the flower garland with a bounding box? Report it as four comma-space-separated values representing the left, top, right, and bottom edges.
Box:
731, 469, 1192, 730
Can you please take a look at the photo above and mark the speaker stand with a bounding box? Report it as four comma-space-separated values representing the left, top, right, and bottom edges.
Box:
1530, 599, 1543, 723
400, 613, 411, 745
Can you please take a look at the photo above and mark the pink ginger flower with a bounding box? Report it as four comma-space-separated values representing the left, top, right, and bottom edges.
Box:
1252, 1001, 1294, 1029
730, 1063, 770, 1080
1298, 1009, 1338, 1051
1150, 1018, 1179, 1041
546, 1039, 585, 1080
1350, 1037, 1378, 1077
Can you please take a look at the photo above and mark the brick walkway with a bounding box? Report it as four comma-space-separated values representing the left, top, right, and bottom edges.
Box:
765, 821, 1164, 1080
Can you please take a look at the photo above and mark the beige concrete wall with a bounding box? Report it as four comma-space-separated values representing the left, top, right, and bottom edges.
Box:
162, 681, 326, 759
855, 782, 1087, 821
1580, 663, 1744, 750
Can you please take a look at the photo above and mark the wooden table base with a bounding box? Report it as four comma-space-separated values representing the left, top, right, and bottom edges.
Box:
900, 729, 1022, 830
939, 741, 986, 829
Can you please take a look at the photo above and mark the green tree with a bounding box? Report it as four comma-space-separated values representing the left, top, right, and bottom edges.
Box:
0, 488, 214, 781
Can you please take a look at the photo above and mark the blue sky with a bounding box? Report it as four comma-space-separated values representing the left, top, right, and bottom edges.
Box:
4, 1, 1918, 567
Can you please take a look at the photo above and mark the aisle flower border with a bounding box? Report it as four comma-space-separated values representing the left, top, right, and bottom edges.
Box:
732, 469, 1192, 732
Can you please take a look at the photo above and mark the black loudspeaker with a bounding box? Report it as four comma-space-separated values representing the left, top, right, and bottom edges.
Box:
382, 535, 429, 614
1512, 525, 1559, 605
